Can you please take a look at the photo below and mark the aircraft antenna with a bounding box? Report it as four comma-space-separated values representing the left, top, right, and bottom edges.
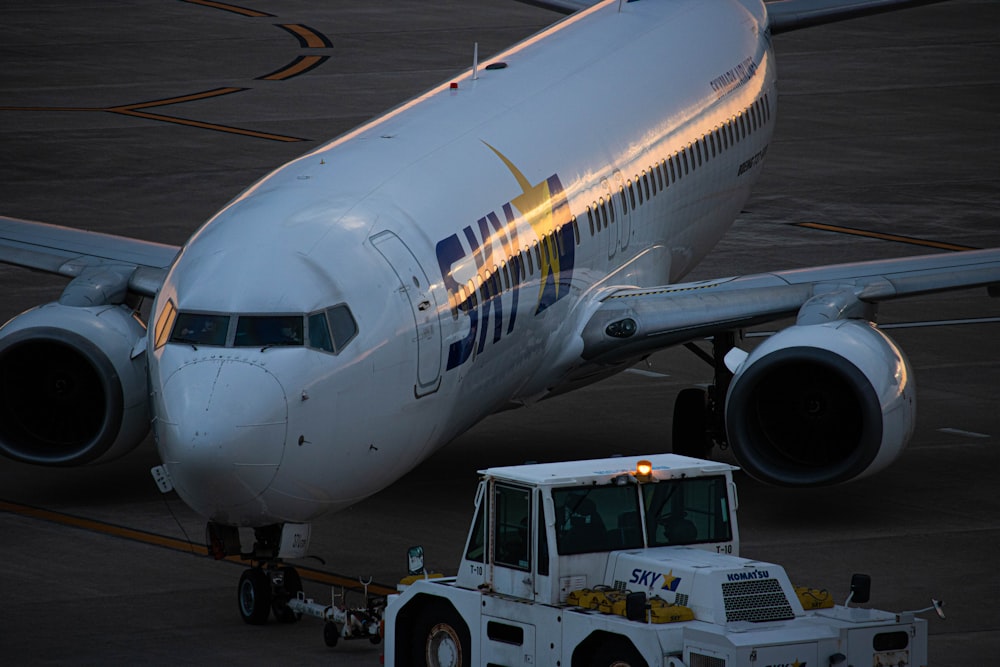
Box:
473, 41, 479, 80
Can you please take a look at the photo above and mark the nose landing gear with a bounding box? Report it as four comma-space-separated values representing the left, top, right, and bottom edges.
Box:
207, 520, 384, 645
207, 521, 311, 625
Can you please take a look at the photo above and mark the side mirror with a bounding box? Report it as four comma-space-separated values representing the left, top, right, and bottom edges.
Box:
407, 545, 425, 576
847, 573, 871, 605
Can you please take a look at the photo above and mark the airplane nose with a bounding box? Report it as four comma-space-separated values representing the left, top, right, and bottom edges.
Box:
156, 358, 288, 522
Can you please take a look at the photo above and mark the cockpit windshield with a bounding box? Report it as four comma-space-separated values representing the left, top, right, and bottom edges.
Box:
164, 304, 357, 353
235, 315, 303, 347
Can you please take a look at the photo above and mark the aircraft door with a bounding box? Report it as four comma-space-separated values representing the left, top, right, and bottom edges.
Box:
371, 231, 442, 397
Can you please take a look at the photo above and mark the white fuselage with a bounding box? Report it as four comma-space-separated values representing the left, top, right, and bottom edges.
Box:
149, 0, 776, 527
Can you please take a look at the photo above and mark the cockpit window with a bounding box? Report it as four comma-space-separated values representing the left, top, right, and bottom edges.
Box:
307, 304, 358, 354
170, 313, 230, 346
234, 315, 304, 347
328, 305, 358, 350
308, 312, 334, 353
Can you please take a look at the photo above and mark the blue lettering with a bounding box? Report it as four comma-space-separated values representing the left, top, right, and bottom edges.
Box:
436, 234, 476, 370
433, 170, 574, 371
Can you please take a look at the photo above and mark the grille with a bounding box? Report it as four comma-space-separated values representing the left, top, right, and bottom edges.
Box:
689, 652, 727, 667
721, 578, 794, 622
675, 592, 689, 607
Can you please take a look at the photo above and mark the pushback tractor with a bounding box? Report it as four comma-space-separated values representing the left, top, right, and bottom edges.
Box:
383, 454, 941, 666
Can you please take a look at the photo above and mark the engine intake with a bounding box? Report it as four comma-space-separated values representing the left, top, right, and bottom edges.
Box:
725, 320, 915, 486
0, 303, 150, 465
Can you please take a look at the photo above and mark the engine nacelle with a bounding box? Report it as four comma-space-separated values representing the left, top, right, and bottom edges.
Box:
725, 319, 915, 486
0, 302, 150, 465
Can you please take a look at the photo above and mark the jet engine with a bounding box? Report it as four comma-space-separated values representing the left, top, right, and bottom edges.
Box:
0, 302, 150, 465
725, 319, 915, 487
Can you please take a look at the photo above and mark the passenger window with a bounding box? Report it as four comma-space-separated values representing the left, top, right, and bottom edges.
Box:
467, 280, 479, 308
235, 315, 303, 347
171, 312, 230, 347
587, 206, 596, 236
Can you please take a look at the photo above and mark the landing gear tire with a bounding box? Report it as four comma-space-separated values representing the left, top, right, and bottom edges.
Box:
272, 566, 303, 623
412, 600, 471, 667
238, 568, 272, 625
672, 387, 711, 459
589, 639, 648, 667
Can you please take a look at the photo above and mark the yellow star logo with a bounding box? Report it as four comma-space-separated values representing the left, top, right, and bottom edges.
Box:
484, 142, 561, 307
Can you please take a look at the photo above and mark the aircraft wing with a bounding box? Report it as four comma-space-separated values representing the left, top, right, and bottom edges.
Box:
0, 215, 179, 298
581, 248, 1000, 365
517, 0, 946, 25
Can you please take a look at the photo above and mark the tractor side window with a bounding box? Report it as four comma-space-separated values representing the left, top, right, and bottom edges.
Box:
464, 492, 488, 564
494, 484, 531, 571
537, 492, 549, 576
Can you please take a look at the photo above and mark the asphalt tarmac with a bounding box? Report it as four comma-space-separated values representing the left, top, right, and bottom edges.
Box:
0, 1, 998, 664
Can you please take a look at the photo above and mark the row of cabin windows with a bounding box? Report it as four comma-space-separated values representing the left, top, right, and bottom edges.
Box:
451, 226, 570, 316
451, 92, 772, 312
578, 93, 771, 238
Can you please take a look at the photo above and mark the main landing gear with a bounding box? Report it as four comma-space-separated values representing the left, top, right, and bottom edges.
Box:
671, 332, 737, 459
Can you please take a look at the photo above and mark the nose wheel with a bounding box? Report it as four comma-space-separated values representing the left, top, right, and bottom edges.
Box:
237, 565, 303, 625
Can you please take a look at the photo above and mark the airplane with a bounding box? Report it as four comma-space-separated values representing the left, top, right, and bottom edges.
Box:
0, 0, 996, 626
